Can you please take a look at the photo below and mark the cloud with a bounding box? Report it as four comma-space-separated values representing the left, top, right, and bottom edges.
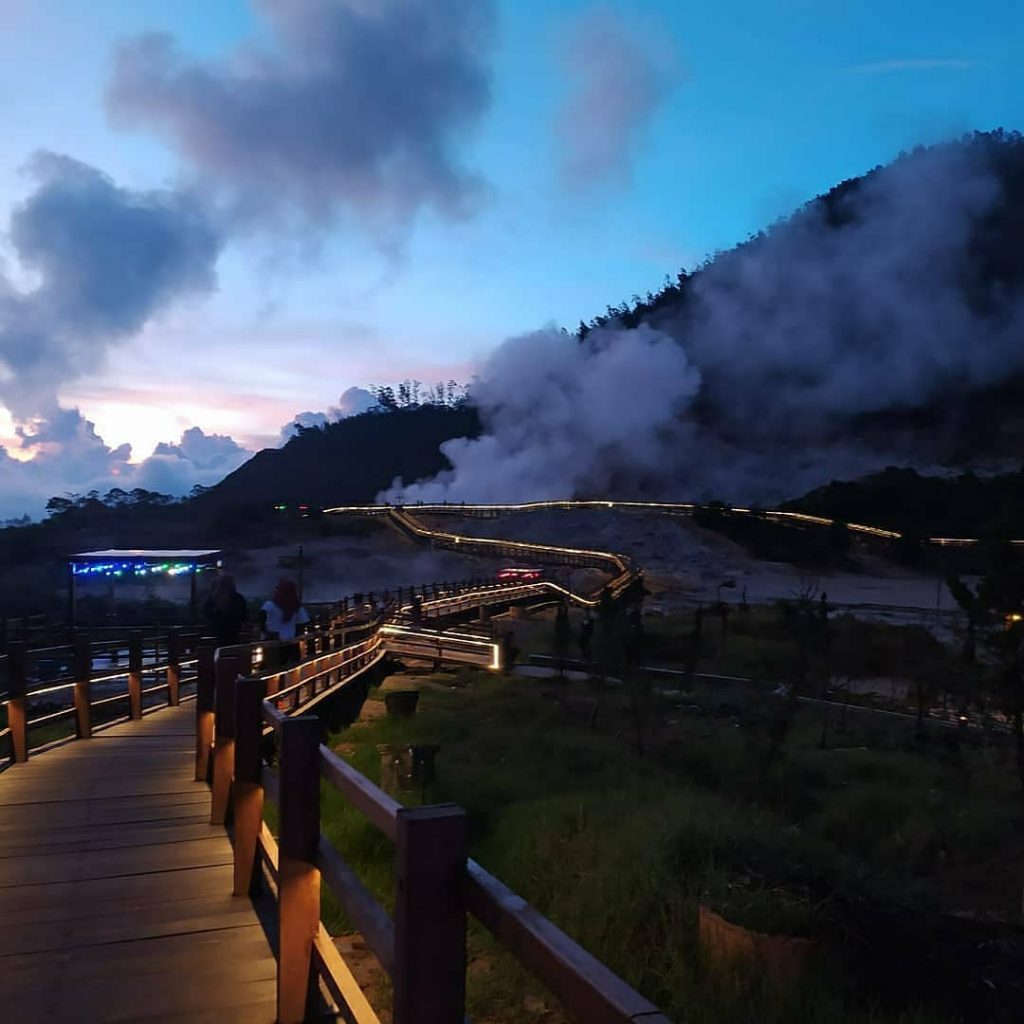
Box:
280, 411, 329, 444
279, 385, 377, 443
333, 385, 378, 418
16, 408, 133, 486
556, 7, 677, 189
107, 0, 495, 233
0, 412, 251, 519
849, 59, 975, 75
0, 152, 222, 421
137, 426, 250, 493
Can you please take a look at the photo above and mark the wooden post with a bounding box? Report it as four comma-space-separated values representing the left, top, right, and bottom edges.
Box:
195, 640, 216, 782
127, 631, 143, 720
210, 655, 239, 825
277, 717, 322, 1024
263, 641, 281, 676
233, 675, 266, 896
393, 805, 469, 1024
166, 629, 181, 707
72, 634, 92, 739
67, 563, 76, 628
5, 641, 28, 763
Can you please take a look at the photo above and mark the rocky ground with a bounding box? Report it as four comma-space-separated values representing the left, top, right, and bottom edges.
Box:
223, 508, 967, 636
420, 509, 961, 624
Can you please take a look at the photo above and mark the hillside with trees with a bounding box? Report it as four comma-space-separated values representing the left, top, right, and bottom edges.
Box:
785, 467, 1024, 540
578, 129, 1024, 343
197, 394, 479, 515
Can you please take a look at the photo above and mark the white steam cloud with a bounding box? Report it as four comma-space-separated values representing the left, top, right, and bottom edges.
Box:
389, 135, 1024, 505
557, 7, 677, 189
394, 325, 699, 501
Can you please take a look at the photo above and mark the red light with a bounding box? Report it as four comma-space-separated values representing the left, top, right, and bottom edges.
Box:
497, 566, 543, 582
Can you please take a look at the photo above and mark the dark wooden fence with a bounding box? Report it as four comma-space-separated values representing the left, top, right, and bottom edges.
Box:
0, 543, 669, 1022
205, 658, 671, 1024
0, 630, 204, 761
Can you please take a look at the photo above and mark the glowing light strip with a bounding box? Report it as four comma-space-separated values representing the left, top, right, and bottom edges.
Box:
263, 637, 380, 691
71, 561, 202, 578
380, 625, 501, 671
321, 498, 1013, 545
384, 508, 636, 609
390, 507, 631, 574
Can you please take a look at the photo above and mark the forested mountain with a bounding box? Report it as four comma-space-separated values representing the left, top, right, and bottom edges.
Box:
579, 129, 1024, 347
17, 131, 1024, 539
197, 402, 481, 514
785, 467, 1024, 540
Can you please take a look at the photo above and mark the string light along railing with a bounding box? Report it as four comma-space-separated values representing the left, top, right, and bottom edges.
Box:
374, 506, 636, 606
71, 560, 199, 578
322, 498, 1024, 547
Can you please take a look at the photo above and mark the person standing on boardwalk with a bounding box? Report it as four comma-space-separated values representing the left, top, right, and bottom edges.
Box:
204, 573, 248, 649
260, 578, 310, 665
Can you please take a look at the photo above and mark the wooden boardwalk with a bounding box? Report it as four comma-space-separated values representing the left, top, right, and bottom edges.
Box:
0, 705, 277, 1023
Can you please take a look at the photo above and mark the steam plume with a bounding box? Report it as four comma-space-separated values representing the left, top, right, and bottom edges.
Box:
107, 0, 495, 232
393, 134, 1024, 504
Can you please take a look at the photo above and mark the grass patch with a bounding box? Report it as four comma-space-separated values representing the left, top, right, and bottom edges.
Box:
306, 669, 1005, 1022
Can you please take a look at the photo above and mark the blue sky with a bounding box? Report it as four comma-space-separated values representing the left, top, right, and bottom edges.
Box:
0, 0, 1021, 508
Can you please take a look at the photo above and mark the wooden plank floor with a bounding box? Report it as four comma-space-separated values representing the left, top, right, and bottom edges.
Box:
0, 706, 278, 1023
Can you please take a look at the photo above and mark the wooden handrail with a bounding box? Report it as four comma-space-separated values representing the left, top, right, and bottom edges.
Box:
316, 835, 395, 976
466, 860, 671, 1024
319, 745, 401, 840
2, 544, 664, 1021
223, 607, 669, 1024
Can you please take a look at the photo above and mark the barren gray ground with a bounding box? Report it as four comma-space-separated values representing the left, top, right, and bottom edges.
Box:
225, 510, 967, 636
419, 510, 964, 628
226, 526, 503, 606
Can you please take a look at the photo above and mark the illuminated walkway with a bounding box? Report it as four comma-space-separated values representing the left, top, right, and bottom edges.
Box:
0, 705, 276, 1024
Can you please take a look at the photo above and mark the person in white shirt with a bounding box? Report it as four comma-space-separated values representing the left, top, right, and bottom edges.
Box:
260, 578, 309, 665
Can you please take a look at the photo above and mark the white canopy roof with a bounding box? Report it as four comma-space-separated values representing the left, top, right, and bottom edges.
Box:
71, 549, 222, 561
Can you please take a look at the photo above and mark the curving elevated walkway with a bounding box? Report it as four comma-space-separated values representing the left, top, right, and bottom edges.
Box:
0, 704, 277, 1024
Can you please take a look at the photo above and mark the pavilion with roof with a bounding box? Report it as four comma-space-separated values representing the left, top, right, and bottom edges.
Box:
67, 549, 223, 625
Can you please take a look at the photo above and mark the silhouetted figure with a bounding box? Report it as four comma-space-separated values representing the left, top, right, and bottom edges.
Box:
410, 594, 424, 629
501, 629, 519, 670
261, 578, 309, 666
622, 573, 649, 608
626, 604, 644, 665
205, 573, 248, 648
553, 602, 571, 675
579, 615, 595, 662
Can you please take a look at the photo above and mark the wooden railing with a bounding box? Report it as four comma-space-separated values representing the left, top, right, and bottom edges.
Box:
204, 657, 670, 1024
1, 558, 646, 769
330, 496, 1024, 546
0, 630, 203, 762
326, 506, 638, 606
0, 564, 669, 1022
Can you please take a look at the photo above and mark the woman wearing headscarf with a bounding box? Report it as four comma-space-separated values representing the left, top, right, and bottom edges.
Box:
204, 573, 248, 648
260, 578, 310, 665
